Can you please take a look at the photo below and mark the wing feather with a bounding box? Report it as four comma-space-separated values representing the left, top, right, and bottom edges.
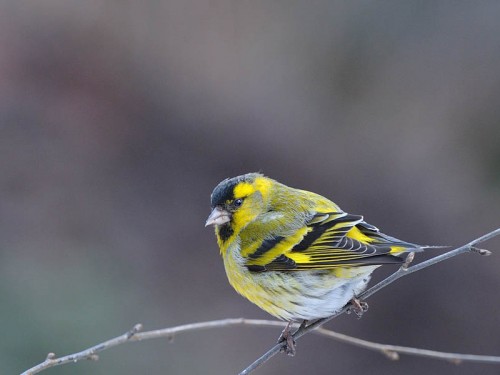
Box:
246, 212, 421, 272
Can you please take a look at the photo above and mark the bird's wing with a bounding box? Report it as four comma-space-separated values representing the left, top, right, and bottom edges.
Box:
245, 212, 421, 272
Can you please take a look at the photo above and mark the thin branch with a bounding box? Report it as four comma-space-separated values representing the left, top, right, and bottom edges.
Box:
21, 324, 143, 375
239, 228, 500, 375
313, 327, 500, 364
23, 319, 277, 375
21, 228, 500, 375
22, 315, 500, 375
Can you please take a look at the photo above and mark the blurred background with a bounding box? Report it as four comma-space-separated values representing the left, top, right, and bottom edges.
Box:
2, 1, 500, 374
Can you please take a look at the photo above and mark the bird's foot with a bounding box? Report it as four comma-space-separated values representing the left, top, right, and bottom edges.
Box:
278, 321, 306, 356
347, 298, 369, 318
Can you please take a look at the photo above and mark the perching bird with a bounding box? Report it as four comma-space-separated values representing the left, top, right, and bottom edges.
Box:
206, 173, 423, 354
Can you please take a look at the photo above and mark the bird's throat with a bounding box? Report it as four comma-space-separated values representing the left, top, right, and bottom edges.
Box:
217, 223, 234, 246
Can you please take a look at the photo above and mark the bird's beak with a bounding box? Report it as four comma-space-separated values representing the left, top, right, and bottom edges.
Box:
205, 207, 231, 227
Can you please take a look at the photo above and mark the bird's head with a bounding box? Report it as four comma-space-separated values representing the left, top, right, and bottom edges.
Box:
206, 173, 272, 243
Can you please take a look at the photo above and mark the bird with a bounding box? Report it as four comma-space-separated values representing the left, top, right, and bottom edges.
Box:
205, 172, 424, 355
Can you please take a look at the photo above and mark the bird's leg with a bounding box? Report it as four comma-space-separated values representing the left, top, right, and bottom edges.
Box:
347, 298, 369, 318
292, 319, 309, 336
278, 321, 297, 356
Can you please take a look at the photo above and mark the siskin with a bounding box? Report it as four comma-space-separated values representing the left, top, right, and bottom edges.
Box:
206, 173, 424, 354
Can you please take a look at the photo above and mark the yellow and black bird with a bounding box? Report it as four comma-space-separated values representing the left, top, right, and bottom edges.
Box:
206, 173, 423, 354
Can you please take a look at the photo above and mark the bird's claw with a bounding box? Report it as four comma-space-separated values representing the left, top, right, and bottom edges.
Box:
347, 298, 369, 318
278, 322, 297, 356
280, 333, 296, 356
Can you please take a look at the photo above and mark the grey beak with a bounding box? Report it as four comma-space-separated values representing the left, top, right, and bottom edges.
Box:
205, 207, 231, 227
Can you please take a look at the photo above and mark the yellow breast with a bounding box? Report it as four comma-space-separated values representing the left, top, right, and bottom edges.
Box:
221, 240, 376, 321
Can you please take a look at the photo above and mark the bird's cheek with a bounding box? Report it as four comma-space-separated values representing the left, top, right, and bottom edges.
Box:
232, 208, 257, 229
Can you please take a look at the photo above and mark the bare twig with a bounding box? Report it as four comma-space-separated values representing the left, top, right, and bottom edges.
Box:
239, 228, 500, 375
22, 324, 143, 375
22, 316, 500, 374
314, 327, 500, 364
22, 229, 500, 375
23, 319, 272, 374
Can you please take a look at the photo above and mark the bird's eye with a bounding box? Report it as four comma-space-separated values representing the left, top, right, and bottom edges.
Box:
234, 198, 243, 207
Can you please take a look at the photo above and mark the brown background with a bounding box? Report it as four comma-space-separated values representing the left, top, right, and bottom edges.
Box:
2, 2, 500, 374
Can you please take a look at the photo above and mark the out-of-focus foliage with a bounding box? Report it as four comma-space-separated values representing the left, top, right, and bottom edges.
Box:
1, 2, 499, 374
